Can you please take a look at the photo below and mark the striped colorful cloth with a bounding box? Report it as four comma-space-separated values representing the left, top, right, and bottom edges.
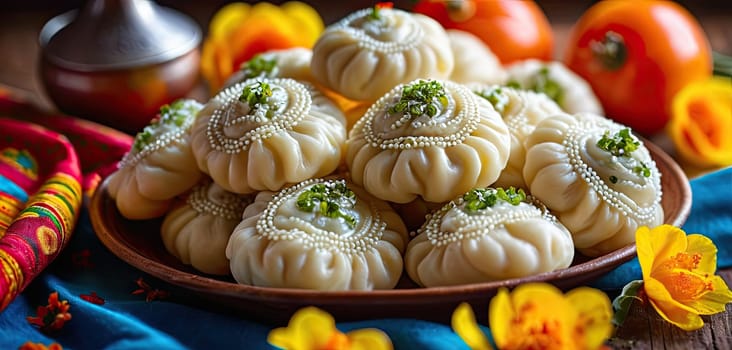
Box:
0, 87, 133, 313
0, 118, 82, 311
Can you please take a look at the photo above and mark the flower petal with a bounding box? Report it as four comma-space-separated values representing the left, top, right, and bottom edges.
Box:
348, 328, 394, 350
640, 225, 688, 274
649, 297, 705, 331
635, 226, 655, 280
208, 2, 251, 39
267, 307, 336, 349
644, 277, 696, 312
687, 276, 732, 315
281, 1, 325, 46
452, 303, 493, 350
566, 287, 614, 349
488, 288, 513, 347
685, 234, 718, 274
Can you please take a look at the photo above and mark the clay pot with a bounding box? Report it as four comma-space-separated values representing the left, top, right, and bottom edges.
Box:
39, 0, 202, 134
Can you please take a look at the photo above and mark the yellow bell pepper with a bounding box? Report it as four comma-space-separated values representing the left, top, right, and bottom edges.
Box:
200, 1, 324, 93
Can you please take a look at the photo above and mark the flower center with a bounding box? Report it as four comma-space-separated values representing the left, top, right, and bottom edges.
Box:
323, 331, 350, 350
504, 303, 568, 350
654, 252, 714, 302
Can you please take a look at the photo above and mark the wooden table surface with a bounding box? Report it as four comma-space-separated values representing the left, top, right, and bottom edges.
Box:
1, 1, 731, 349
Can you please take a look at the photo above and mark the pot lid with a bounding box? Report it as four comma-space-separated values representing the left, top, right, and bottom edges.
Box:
40, 0, 201, 72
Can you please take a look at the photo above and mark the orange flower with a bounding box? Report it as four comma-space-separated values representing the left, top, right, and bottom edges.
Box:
26, 292, 71, 333
268, 306, 393, 350
667, 76, 732, 168
453, 283, 613, 350
636, 225, 732, 331
18, 341, 63, 350
200, 1, 324, 92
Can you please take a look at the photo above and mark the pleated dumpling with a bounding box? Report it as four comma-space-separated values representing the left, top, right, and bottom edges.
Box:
191, 78, 347, 194
106, 99, 204, 220
469, 85, 565, 189
346, 79, 511, 204
310, 6, 453, 102
447, 29, 506, 85
223, 48, 314, 89
160, 179, 253, 275
523, 113, 664, 257
405, 187, 575, 287
226, 178, 409, 291
506, 59, 603, 115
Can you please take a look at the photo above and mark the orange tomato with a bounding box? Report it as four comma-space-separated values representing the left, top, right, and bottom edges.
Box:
563, 0, 712, 135
412, 0, 553, 64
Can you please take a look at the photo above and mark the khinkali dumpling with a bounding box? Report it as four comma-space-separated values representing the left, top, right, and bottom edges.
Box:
523, 113, 663, 257
469, 84, 565, 189
347, 79, 511, 204
106, 99, 203, 220
505, 59, 603, 115
191, 78, 347, 194
226, 178, 408, 290
447, 29, 506, 85
405, 187, 575, 287
161, 180, 253, 275
310, 7, 453, 102
223, 48, 314, 89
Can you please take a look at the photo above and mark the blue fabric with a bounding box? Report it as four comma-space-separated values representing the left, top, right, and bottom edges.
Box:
1, 167, 730, 350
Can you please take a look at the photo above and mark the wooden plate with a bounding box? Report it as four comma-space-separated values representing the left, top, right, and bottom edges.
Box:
89, 140, 691, 325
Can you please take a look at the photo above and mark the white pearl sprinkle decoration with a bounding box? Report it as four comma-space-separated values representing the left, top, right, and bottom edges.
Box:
420, 194, 558, 247
330, 8, 423, 54
562, 120, 662, 223
205, 78, 312, 154
186, 181, 252, 221
119, 99, 202, 168
255, 178, 387, 254
358, 80, 480, 150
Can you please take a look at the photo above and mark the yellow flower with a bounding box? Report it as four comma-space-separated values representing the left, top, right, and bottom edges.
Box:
453, 283, 613, 350
200, 1, 324, 92
268, 306, 393, 350
452, 303, 493, 350
636, 224, 732, 331
667, 76, 732, 168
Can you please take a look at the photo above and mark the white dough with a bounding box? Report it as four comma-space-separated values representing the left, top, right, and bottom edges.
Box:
447, 29, 507, 85
523, 113, 664, 256
469, 84, 565, 189
106, 99, 204, 220
190, 78, 347, 194
505, 59, 603, 115
223, 47, 315, 89
226, 178, 408, 291
405, 189, 575, 287
161, 180, 253, 275
310, 7, 454, 102
346, 79, 510, 204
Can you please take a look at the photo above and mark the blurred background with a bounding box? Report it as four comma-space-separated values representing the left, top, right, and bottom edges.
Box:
0, 0, 730, 115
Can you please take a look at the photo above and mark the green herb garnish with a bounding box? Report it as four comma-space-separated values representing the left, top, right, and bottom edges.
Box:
633, 162, 651, 178
240, 55, 278, 79
507, 66, 563, 104
462, 187, 526, 213
596, 128, 639, 157
296, 182, 358, 228
239, 81, 275, 118
475, 87, 509, 113
132, 99, 202, 152
388, 80, 448, 118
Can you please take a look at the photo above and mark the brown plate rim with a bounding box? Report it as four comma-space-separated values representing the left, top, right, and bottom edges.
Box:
89, 140, 691, 307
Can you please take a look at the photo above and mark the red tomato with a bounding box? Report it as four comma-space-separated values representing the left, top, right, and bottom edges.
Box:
563, 0, 712, 135
412, 0, 553, 64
